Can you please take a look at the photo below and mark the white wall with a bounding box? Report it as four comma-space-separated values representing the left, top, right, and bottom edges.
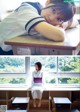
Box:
0, 0, 46, 16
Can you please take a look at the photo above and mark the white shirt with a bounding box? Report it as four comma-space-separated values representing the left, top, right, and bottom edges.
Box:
0, 2, 45, 50
32, 70, 44, 86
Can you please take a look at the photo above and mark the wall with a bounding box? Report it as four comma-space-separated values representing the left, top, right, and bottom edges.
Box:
0, 0, 46, 16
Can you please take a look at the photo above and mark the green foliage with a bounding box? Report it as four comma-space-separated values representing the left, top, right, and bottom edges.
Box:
46, 78, 56, 84
30, 57, 57, 72
49, 79, 56, 84
58, 78, 80, 84
67, 78, 80, 84
0, 57, 24, 67
58, 57, 80, 72
0, 78, 25, 84
0, 57, 25, 73
31, 56, 80, 72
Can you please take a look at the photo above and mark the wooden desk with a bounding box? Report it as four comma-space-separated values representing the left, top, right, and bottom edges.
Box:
53, 97, 71, 111
6, 110, 27, 112
12, 97, 29, 104
12, 97, 29, 110
0, 89, 80, 111
5, 26, 80, 55
53, 97, 71, 104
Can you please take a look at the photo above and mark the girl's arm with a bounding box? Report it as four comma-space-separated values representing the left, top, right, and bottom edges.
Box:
34, 22, 65, 42
41, 72, 45, 88
30, 72, 34, 88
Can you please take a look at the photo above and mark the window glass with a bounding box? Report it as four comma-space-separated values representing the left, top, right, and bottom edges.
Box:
58, 56, 80, 73
0, 78, 25, 84
58, 78, 80, 84
30, 56, 57, 72
0, 57, 25, 73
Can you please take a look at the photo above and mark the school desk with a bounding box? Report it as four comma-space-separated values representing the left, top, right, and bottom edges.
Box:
0, 87, 80, 111
53, 97, 71, 111
5, 25, 80, 55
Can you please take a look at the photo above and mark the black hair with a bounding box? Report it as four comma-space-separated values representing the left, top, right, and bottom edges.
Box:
35, 62, 42, 71
50, 0, 76, 14
51, 0, 64, 2
44, 0, 76, 22
51, 2, 75, 22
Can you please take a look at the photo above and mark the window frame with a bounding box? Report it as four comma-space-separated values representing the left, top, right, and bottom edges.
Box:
0, 56, 80, 88
0, 56, 30, 86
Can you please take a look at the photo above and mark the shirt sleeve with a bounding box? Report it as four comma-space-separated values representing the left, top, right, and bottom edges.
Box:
41, 72, 44, 87
31, 71, 34, 87
15, 4, 45, 35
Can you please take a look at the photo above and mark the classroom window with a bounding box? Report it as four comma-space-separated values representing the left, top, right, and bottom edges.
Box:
0, 56, 29, 85
58, 56, 80, 73
30, 56, 57, 85
45, 75, 56, 84
0, 56, 79, 87
30, 56, 80, 86
30, 56, 57, 72
58, 78, 80, 84
57, 56, 80, 86
0, 56, 25, 73
0, 78, 26, 84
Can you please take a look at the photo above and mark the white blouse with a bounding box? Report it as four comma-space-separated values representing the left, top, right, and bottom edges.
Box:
32, 70, 44, 87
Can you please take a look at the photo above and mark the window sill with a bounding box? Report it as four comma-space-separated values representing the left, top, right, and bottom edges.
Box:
44, 84, 80, 91
0, 84, 80, 91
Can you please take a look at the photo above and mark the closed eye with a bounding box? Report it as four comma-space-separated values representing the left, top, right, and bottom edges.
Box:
57, 18, 64, 23
52, 8, 56, 14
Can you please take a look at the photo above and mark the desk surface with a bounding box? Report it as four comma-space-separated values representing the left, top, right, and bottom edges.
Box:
6, 110, 27, 112
5, 26, 80, 50
53, 97, 71, 104
12, 97, 29, 104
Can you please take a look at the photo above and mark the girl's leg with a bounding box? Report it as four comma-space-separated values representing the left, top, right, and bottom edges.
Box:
33, 99, 36, 107
38, 99, 42, 107
37, 90, 43, 107
32, 90, 37, 107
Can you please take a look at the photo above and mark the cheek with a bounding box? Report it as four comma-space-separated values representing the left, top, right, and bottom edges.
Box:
49, 19, 58, 25
51, 17, 61, 25
36, 67, 38, 70
49, 15, 58, 24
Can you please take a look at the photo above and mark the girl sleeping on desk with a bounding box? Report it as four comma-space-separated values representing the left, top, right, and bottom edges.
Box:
0, 0, 78, 51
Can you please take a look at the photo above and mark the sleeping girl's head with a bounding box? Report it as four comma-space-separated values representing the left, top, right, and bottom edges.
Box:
35, 62, 42, 71
41, 0, 76, 26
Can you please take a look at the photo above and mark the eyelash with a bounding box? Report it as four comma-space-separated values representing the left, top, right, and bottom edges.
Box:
52, 9, 56, 14
57, 18, 62, 22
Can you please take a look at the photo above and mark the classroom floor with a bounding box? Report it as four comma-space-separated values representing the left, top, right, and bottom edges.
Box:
29, 101, 80, 112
